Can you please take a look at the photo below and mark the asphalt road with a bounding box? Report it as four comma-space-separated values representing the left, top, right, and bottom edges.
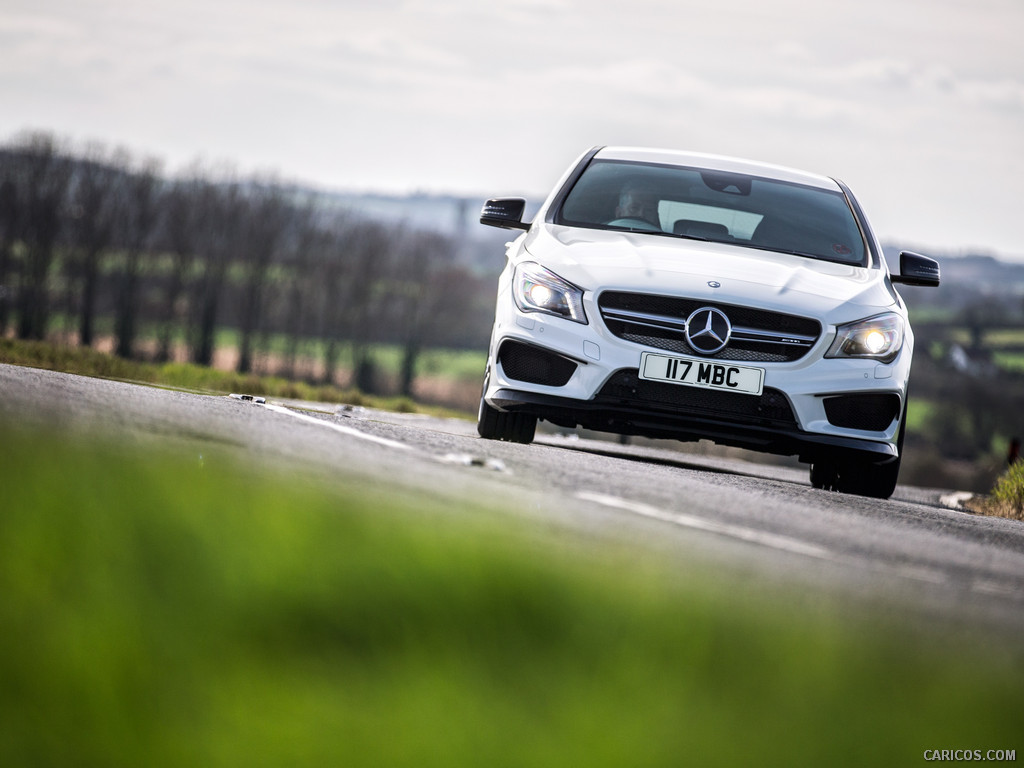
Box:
3, 362, 1024, 643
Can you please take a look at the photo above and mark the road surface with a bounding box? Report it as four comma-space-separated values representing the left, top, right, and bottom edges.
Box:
3, 362, 1023, 643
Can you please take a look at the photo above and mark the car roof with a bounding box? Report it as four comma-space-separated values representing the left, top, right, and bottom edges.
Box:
593, 146, 841, 192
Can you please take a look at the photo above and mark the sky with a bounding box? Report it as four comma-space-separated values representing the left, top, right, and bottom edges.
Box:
2, 0, 1023, 259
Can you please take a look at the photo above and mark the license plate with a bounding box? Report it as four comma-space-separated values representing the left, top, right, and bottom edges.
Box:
639, 352, 765, 396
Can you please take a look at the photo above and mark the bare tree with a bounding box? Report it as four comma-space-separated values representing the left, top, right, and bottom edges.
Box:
0, 133, 495, 406
154, 171, 206, 361
113, 155, 162, 358
67, 143, 121, 347
236, 182, 288, 374
0, 168, 18, 335
277, 202, 325, 380
316, 220, 354, 386
389, 229, 459, 396
9, 132, 72, 340
191, 178, 243, 367
337, 219, 392, 393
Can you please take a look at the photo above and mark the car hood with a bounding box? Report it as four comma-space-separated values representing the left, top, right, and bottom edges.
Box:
521, 225, 897, 318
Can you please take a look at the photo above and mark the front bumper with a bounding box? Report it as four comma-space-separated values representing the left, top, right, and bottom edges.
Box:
484, 297, 910, 465
490, 383, 898, 465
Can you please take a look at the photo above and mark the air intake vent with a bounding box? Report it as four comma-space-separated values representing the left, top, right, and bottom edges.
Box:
824, 394, 900, 431
498, 340, 578, 387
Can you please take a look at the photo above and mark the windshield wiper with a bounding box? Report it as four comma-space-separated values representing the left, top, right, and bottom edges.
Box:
602, 223, 711, 242
742, 242, 863, 267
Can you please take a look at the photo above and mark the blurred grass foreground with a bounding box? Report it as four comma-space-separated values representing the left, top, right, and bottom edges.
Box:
1, 425, 1022, 767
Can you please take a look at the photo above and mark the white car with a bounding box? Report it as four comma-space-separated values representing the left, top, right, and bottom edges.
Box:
476, 146, 940, 499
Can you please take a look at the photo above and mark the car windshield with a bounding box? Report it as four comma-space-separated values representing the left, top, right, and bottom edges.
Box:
555, 159, 867, 266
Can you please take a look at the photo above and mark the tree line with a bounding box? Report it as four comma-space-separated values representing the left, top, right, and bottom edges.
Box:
0, 131, 491, 395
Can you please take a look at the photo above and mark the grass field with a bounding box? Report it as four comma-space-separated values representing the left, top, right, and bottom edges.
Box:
2, 422, 1022, 767
934, 327, 1024, 375
944, 328, 1024, 348
993, 351, 1024, 374
904, 398, 935, 433
0, 337, 472, 417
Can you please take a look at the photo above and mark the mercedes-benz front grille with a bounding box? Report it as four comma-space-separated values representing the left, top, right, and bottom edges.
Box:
598, 291, 821, 363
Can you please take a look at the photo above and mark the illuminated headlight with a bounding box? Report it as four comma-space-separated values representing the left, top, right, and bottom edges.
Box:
513, 262, 587, 324
826, 313, 904, 363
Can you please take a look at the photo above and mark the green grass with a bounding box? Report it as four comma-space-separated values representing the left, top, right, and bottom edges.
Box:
993, 351, 1024, 374
1, 424, 1022, 767
904, 398, 935, 434
934, 327, 1024, 351
983, 328, 1024, 347
417, 346, 487, 380
199, 328, 486, 383
992, 460, 1024, 518
0, 338, 462, 416
906, 306, 957, 324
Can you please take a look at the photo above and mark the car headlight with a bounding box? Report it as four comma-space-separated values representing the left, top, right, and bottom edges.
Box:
826, 313, 904, 363
512, 262, 587, 324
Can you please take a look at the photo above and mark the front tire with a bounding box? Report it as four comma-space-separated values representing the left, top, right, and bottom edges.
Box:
810, 405, 906, 499
833, 456, 901, 499
809, 461, 839, 491
810, 455, 899, 498
477, 368, 537, 444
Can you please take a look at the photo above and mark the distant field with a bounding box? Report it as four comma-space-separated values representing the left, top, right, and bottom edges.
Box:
904, 398, 935, 433
924, 325, 1024, 375
0, 336, 484, 410
2, 423, 1022, 767
994, 351, 1024, 373
0, 337, 472, 417
907, 306, 957, 324
983, 328, 1024, 346
13, 317, 488, 396
940, 327, 1024, 349
204, 329, 488, 383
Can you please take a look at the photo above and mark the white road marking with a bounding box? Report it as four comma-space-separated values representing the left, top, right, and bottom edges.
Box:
886, 565, 948, 586
577, 492, 966, 587
971, 579, 1023, 598
254, 408, 1019, 595
261, 403, 412, 451
261, 404, 510, 473
939, 491, 975, 509
577, 491, 833, 560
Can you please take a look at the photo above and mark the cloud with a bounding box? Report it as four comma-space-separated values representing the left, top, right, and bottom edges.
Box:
2, 0, 1022, 254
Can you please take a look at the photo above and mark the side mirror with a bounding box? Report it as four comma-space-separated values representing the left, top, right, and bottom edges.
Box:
891, 251, 940, 287
480, 198, 530, 230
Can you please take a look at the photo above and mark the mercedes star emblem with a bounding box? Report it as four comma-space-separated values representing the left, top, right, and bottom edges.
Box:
685, 307, 732, 354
